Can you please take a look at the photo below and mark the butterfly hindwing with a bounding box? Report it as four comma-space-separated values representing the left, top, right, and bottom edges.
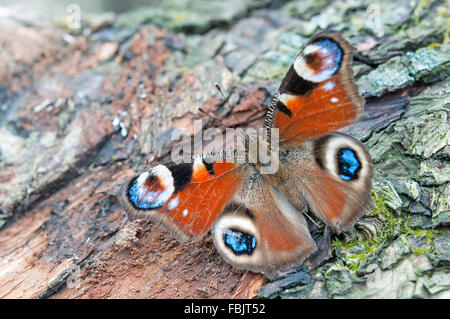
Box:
308, 133, 373, 231
212, 169, 317, 279
277, 133, 373, 233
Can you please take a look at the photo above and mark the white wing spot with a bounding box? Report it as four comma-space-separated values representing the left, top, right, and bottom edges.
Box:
331, 97, 339, 103
323, 81, 335, 91
183, 209, 188, 217
168, 197, 179, 210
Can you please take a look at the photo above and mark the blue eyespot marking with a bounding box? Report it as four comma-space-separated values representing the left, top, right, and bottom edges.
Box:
337, 148, 361, 181
128, 177, 172, 210
224, 229, 256, 256
316, 39, 342, 62
314, 39, 342, 76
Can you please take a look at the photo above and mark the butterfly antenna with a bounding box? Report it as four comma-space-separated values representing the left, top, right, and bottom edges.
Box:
213, 83, 255, 153
198, 83, 236, 127
214, 82, 241, 127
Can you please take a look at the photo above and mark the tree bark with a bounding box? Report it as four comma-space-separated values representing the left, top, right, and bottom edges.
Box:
0, 1, 448, 298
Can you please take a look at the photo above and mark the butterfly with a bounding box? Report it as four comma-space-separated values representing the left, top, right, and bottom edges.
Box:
117, 30, 373, 279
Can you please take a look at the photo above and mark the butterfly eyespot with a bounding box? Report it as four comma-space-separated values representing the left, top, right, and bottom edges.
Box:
127, 166, 175, 210
294, 38, 343, 83
337, 148, 361, 181
312, 38, 342, 65
223, 228, 257, 256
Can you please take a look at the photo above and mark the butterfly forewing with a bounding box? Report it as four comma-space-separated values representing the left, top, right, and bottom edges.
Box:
118, 155, 244, 241
265, 31, 364, 146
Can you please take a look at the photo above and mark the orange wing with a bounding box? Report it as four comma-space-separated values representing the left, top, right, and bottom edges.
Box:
118, 156, 244, 241
265, 31, 364, 145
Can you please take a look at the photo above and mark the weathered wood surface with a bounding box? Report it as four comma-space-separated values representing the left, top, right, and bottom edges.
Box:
0, 1, 448, 298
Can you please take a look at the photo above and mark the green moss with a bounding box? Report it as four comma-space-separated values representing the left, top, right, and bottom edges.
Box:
413, 0, 431, 25
331, 192, 402, 273
404, 220, 432, 242
412, 245, 431, 255
428, 42, 442, 50
331, 187, 450, 275
402, 216, 449, 255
